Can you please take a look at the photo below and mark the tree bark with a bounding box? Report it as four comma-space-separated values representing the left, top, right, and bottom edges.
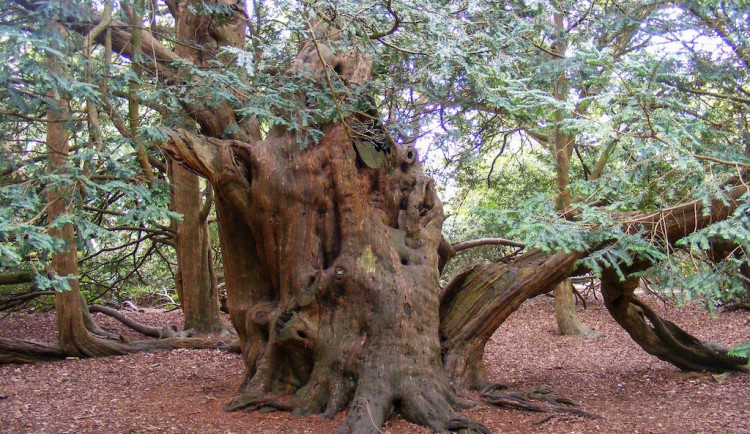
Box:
167, 118, 488, 431
45, 29, 129, 358
23, 23, 233, 361
32, 3, 747, 431
601, 268, 747, 372
167, 1, 238, 336
439, 250, 580, 390
439, 185, 750, 389
554, 279, 600, 338
171, 163, 226, 334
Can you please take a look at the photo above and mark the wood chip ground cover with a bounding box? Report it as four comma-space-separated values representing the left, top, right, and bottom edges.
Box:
1, 295, 748, 433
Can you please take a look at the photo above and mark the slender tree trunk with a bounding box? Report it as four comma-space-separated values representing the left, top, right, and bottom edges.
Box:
551, 11, 596, 337
45, 29, 127, 357
172, 162, 225, 334
554, 279, 600, 337
165, 1, 231, 335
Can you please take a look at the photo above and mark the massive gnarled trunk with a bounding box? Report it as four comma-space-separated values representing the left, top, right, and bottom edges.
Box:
161, 10, 488, 429
167, 119, 488, 431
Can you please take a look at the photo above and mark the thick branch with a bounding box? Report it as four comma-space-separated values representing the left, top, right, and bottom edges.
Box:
0, 272, 35, 286
601, 269, 748, 372
440, 183, 749, 388
164, 129, 236, 183
623, 184, 747, 241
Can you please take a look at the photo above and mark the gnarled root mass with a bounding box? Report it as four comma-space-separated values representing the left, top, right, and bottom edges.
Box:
481, 384, 600, 419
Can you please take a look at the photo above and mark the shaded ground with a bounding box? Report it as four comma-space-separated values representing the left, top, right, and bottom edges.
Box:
1, 294, 748, 433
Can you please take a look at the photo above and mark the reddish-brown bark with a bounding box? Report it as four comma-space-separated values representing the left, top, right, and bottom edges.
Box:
439, 250, 581, 390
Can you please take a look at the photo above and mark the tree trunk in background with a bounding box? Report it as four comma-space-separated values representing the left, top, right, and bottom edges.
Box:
167, 2, 235, 336
554, 279, 600, 337
46, 30, 127, 357
551, 11, 596, 337
172, 162, 225, 334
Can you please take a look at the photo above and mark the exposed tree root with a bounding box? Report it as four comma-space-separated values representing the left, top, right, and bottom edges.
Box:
226, 356, 492, 433
480, 384, 600, 419
224, 394, 293, 412
724, 303, 750, 312
88, 304, 183, 338
0, 337, 66, 364
335, 376, 491, 434
0, 334, 239, 364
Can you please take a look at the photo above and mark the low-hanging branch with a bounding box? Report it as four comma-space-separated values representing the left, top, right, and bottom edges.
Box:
88, 304, 180, 338
0, 272, 35, 286
451, 237, 526, 252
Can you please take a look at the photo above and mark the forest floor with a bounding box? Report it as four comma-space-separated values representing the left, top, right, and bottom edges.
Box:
1, 293, 749, 433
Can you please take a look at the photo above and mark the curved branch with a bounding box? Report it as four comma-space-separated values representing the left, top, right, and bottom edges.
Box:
88, 304, 176, 338
451, 237, 526, 252
440, 183, 750, 388
600, 269, 748, 372
369, 0, 401, 39
164, 129, 231, 183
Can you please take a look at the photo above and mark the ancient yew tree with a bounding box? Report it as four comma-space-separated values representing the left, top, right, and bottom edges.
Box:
2, 1, 750, 432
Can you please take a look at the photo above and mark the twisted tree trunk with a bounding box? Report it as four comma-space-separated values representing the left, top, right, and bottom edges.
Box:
167, 117, 490, 431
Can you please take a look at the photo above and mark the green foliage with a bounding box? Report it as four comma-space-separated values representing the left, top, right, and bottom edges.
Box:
392, 0, 750, 308
1, 0, 750, 313
728, 341, 750, 360
0, 0, 176, 299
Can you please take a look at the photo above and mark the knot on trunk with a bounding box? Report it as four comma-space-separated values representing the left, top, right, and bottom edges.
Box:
287, 21, 371, 85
